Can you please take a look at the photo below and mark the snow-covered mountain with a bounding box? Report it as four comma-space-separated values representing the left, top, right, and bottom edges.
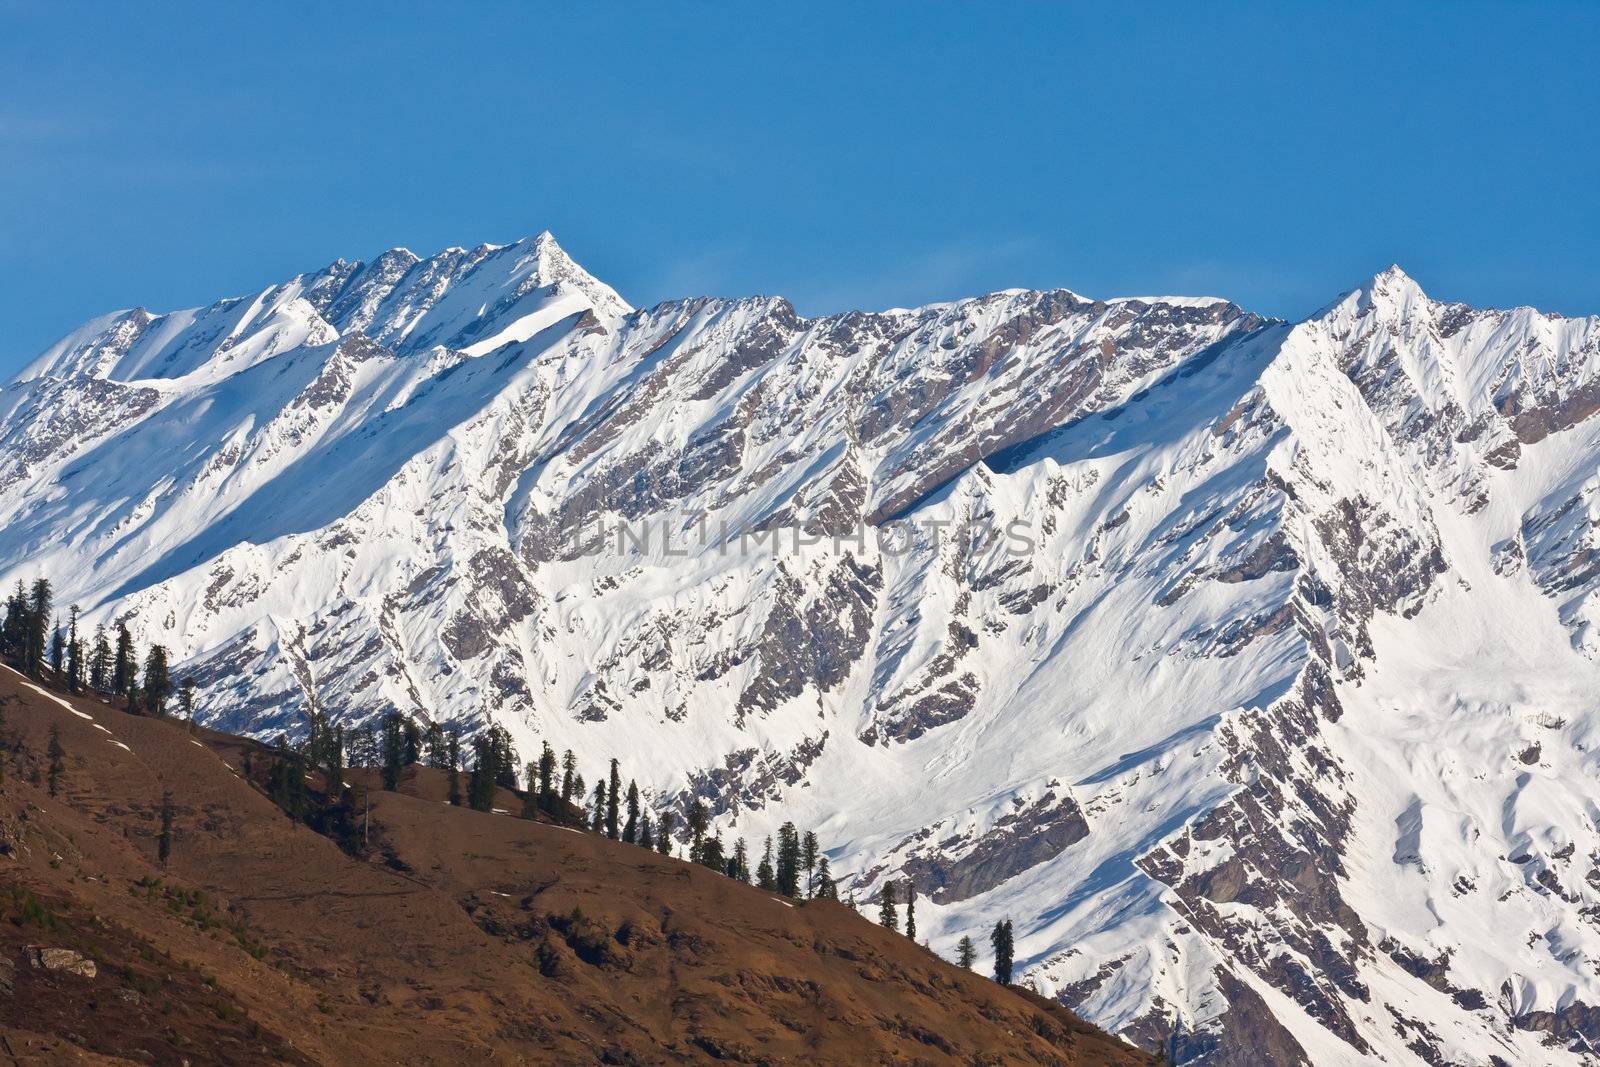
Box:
6, 233, 1600, 1065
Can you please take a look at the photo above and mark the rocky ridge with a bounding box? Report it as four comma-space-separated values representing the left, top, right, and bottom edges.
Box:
4, 238, 1600, 1063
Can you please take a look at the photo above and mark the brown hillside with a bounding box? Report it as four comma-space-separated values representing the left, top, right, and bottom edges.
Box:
0, 666, 1151, 1066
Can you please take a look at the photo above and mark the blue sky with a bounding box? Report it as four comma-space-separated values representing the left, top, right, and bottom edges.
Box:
3, 2, 1597, 374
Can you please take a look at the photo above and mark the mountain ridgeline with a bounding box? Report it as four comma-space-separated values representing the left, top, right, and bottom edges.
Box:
4, 233, 1600, 1064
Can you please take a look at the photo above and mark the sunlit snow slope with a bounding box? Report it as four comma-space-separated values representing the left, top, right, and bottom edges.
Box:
5, 236, 1600, 1065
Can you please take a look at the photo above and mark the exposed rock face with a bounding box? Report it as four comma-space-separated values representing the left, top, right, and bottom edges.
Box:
5, 241, 1600, 1063
735, 556, 881, 723
896, 784, 1089, 904
26, 946, 97, 978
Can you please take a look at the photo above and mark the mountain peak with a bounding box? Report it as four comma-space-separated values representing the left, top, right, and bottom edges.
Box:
1308, 264, 1430, 323
1362, 263, 1428, 305
507, 230, 631, 319
1372, 262, 1420, 288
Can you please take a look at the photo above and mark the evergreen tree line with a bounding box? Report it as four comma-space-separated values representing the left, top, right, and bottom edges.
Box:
665, 798, 840, 902
3, 607, 1021, 987
0, 578, 195, 719
245, 732, 367, 860
876, 878, 1015, 985
292, 711, 849, 905
13, 665, 1015, 988
285, 709, 486, 811
296, 710, 595, 823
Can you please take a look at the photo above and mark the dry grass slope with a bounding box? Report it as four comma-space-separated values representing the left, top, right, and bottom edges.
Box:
0, 667, 1150, 1065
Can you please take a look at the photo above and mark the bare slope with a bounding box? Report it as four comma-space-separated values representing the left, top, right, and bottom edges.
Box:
0, 667, 1147, 1065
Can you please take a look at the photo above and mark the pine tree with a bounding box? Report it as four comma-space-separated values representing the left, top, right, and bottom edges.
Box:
561, 749, 577, 802
801, 830, 819, 897
446, 729, 462, 806
776, 822, 801, 897
756, 837, 776, 890
305, 711, 344, 787
957, 935, 976, 970
422, 722, 446, 768
401, 717, 429, 772
605, 759, 621, 839
990, 919, 1014, 985
622, 780, 640, 844
590, 780, 606, 831
484, 725, 519, 789
401, 717, 421, 768
46, 724, 64, 797
639, 812, 655, 850
655, 810, 674, 855
731, 838, 751, 883
1, 579, 25, 656
304, 712, 325, 764
142, 645, 171, 717
686, 799, 709, 862
347, 723, 378, 767
904, 883, 917, 942
65, 605, 81, 693
467, 736, 492, 811
521, 761, 540, 819
66, 633, 82, 694
178, 677, 196, 721
878, 882, 898, 933
26, 579, 51, 678
269, 750, 309, 821
468, 733, 501, 812
537, 742, 557, 809
381, 712, 404, 790
49, 618, 64, 678
158, 791, 175, 867
814, 856, 838, 900
326, 724, 345, 791
112, 622, 134, 695
88, 624, 110, 691
699, 831, 725, 872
